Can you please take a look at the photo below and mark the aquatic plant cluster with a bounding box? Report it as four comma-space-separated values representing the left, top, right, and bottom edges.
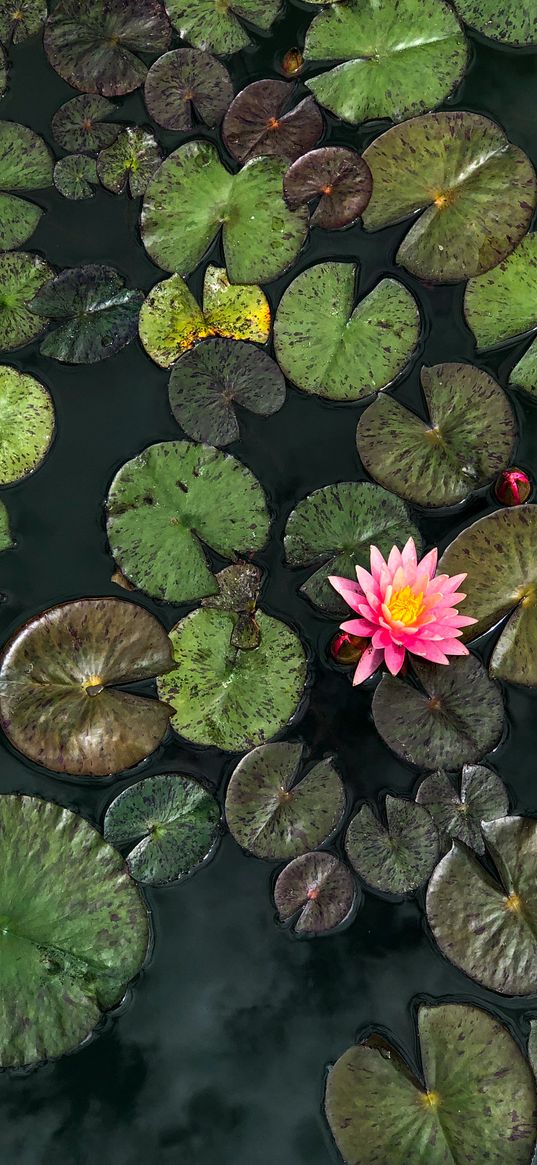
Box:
1, 0, 537, 1161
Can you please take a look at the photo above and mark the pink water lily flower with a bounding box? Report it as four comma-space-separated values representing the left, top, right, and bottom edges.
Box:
329, 537, 477, 686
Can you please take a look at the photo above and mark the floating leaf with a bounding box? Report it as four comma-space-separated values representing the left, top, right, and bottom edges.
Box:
0, 365, 54, 485
0, 0, 46, 44
345, 796, 439, 894
357, 362, 516, 507
97, 126, 163, 197
31, 265, 144, 364
452, 0, 537, 46
141, 140, 308, 283
273, 261, 420, 401
103, 773, 220, 886
0, 794, 149, 1069
222, 80, 323, 164
53, 154, 98, 200
106, 440, 270, 604
284, 481, 422, 615
464, 235, 537, 389
325, 1002, 537, 1165
274, 852, 356, 936
164, 0, 282, 55
283, 147, 372, 230
44, 0, 172, 97
225, 742, 345, 860
362, 112, 536, 282
51, 94, 120, 154
0, 598, 173, 777
0, 120, 53, 250
372, 654, 505, 770
157, 608, 307, 752
144, 47, 233, 131
201, 561, 262, 650
0, 251, 54, 351
304, 0, 468, 126
0, 501, 12, 551
416, 764, 509, 855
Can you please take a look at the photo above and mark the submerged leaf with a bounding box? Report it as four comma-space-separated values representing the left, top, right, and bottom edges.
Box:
416, 764, 509, 855
144, 47, 233, 131
283, 147, 372, 230
201, 561, 262, 649
345, 796, 439, 894
31, 265, 143, 364
0, 120, 53, 250
164, 0, 282, 55
274, 852, 356, 936
53, 154, 98, 200
97, 126, 163, 197
0, 251, 54, 351
51, 94, 120, 154
0, 365, 55, 484
222, 80, 323, 164
44, 0, 172, 97
0, 0, 46, 44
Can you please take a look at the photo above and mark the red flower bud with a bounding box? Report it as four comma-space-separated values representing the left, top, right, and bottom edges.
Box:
494, 468, 531, 507
329, 631, 367, 666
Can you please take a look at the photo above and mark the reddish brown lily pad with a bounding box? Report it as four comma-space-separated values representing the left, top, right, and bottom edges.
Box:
144, 47, 233, 131
274, 851, 357, 936
284, 147, 372, 230
222, 79, 323, 165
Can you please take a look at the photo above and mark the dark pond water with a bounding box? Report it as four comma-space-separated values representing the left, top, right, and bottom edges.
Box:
1, 4, 537, 1163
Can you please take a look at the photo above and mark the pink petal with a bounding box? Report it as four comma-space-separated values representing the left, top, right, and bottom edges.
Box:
357, 597, 381, 618
329, 575, 363, 611
419, 547, 438, 578
441, 639, 470, 656
387, 545, 403, 573
384, 642, 406, 675
340, 618, 376, 636
401, 537, 418, 569
356, 565, 376, 594
370, 545, 388, 579
410, 642, 450, 665
352, 646, 383, 685
372, 628, 392, 649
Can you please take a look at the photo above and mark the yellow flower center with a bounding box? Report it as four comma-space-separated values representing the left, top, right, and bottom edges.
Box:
420, 1091, 441, 1109
504, 892, 523, 914
387, 585, 424, 626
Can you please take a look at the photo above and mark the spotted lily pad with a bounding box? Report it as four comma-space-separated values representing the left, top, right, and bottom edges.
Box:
325, 1002, 537, 1165
103, 773, 220, 886
53, 154, 98, 200
464, 235, 537, 397
225, 743, 345, 860
141, 140, 308, 283
452, 0, 537, 46
284, 481, 422, 616
157, 608, 307, 752
416, 764, 509, 855
144, 47, 233, 131
0, 502, 11, 552
304, 0, 468, 127
273, 261, 420, 401
0, 365, 54, 484
201, 562, 262, 650
51, 95, 120, 154
30, 265, 144, 364
0, 120, 53, 250
222, 80, 323, 164
0, 251, 54, 351
97, 127, 163, 197
283, 147, 372, 230
372, 654, 505, 770
106, 440, 270, 604
345, 796, 439, 895
362, 112, 536, 282
0, 0, 46, 43
164, 0, 282, 55
274, 852, 356, 935
0, 794, 149, 1069
44, 0, 172, 97
357, 362, 516, 508
0, 598, 173, 777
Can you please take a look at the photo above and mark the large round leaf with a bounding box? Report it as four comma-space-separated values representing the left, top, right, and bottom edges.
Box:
0, 0, 46, 44
464, 235, 537, 381
30, 265, 144, 364
225, 742, 345, 860
325, 1002, 537, 1165
273, 261, 420, 401
157, 608, 307, 752
103, 773, 220, 886
274, 852, 356, 936
0, 251, 54, 351
283, 481, 422, 615
0, 365, 55, 485
44, 0, 171, 97
362, 112, 536, 282
0, 120, 53, 250
283, 147, 372, 230
140, 140, 308, 283
372, 654, 505, 770
97, 127, 163, 197
222, 80, 323, 164
0, 794, 150, 1069
452, 0, 537, 46
164, 0, 282, 55
144, 47, 233, 131
51, 94, 120, 154
106, 440, 270, 603
0, 502, 12, 552
345, 796, 439, 894
304, 0, 468, 126
54, 154, 98, 201
416, 764, 509, 855
0, 598, 173, 777
357, 362, 516, 507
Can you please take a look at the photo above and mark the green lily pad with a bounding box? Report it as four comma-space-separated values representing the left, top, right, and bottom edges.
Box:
345, 796, 439, 895
53, 154, 98, 200
283, 147, 372, 230
31, 265, 144, 364
97, 127, 163, 197
439, 506, 537, 687
141, 139, 308, 283
44, 0, 171, 97
103, 773, 220, 886
225, 742, 345, 860
168, 338, 286, 447
362, 112, 536, 282
0, 251, 54, 352
0, 794, 150, 1069
452, 0, 537, 46
51, 94, 120, 154
157, 608, 307, 752
464, 235, 537, 387
427, 816, 537, 995
144, 47, 233, 131
164, 0, 282, 55
274, 851, 356, 936
356, 362, 516, 508
0, 501, 12, 551
372, 654, 505, 770
0, 365, 55, 484
325, 1002, 537, 1165
284, 481, 422, 616
416, 764, 509, 855
201, 562, 262, 650
222, 80, 323, 164
106, 440, 270, 604
0, 597, 173, 777
0, 0, 46, 44
0, 120, 53, 250
304, 0, 468, 127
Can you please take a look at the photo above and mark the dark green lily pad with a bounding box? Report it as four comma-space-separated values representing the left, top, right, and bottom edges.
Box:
168, 338, 286, 447
439, 506, 537, 687
44, 0, 172, 97
372, 654, 505, 770
304, 0, 468, 126
284, 481, 422, 615
0, 120, 53, 250
357, 362, 516, 508
274, 851, 356, 936
225, 742, 345, 860
106, 440, 270, 604
103, 773, 220, 886
157, 608, 307, 752
0, 501, 12, 551
283, 147, 372, 230
144, 47, 233, 131
325, 1002, 537, 1165
164, 0, 282, 55
51, 94, 120, 154
0, 597, 173, 777
345, 796, 439, 895
0, 365, 54, 484
97, 127, 163, 197
427, 816, 537, 995
416, 764, 509, 855
273, 261, 420, 401
31, 265, 144, 364
222, 80, 323, 164
201, 562, 262, 650
0, 251, 54, 351
0, 0, 46, 44
452, 0, 537, 46
53, 154, 98, 200
141, 140, 308, 283
0, 794, 150, 1069
464, 236, 537, 391
362, 112, 536, 283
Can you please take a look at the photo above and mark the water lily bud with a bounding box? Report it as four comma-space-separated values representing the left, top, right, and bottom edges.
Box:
494, 468, 531, 506
281, 48, 303, 75
329, 631, 367, 666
